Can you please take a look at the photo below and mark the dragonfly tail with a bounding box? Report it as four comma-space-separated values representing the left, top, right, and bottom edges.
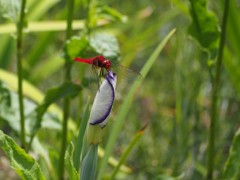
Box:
74, 57, 93, 65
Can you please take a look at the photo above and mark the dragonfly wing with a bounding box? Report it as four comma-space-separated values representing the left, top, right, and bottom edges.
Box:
110, 62, 143, 82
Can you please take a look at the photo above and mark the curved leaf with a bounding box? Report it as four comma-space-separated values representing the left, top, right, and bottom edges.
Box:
0, 130, 45, 179
90, 33, 120, 61
188, 0, 220, 59
65, 36, 89, 60
0, 69, 78, 133
30, 82, 82, 136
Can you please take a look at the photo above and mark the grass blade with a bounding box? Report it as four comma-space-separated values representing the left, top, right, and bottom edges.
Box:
223, 128, 240, 179
0, 20, 109, 34
73, 97, 90, 171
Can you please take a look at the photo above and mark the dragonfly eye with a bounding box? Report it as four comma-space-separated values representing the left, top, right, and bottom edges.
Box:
104, 60, 111, 69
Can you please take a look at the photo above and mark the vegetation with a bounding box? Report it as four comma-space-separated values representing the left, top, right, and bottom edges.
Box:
0, 0, 240, 179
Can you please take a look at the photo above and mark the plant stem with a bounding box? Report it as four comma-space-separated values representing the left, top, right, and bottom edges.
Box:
17, 0, 27, 149
59, 0, 74, 179
207, 0, 230, 179
80, 144, 98, 180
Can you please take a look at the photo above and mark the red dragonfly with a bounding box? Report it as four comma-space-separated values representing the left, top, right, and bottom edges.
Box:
74, 55, 142, 83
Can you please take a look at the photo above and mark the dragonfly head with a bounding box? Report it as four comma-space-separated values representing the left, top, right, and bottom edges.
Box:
103, 60, 111, 69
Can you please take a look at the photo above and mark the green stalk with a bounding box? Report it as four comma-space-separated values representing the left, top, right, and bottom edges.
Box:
207, 0, 230, 179
17, 0, 27, 149
59, 0, 75, 179
80, 144, 98, 180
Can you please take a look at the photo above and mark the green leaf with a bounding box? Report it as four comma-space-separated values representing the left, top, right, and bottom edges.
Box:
65, 142, 79, 180
65, 36, 89, 60
0, 130, 45, 179
188, 0, 220, 59
98, 5, 127, 23
80, 144, 98, 180
0, 83, 39, 133
97, 29, 176, 180
37, 81, 81, 113
90, 33, 120, 61
0, 68, 77, 132
223, 128, 240, 179
73, 97, 90, 171
30, 82, 82, 136
66, 33, 120, 62
0, 80, 61, 135
0, 0, 20, 22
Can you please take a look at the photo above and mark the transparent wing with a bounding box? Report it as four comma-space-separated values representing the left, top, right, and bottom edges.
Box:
110, 61, 143, 82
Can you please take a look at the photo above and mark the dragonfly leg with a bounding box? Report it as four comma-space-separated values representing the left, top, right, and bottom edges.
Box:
100, 68, 105, 78
92, 65, 101, 89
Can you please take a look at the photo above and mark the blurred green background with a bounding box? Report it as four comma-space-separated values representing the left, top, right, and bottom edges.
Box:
1, 0, 240, 179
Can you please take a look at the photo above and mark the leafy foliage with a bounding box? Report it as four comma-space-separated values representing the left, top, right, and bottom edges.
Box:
0, 81, 60, 134
0, 130, 45, 179
30, 82, 82, 136
65, 32, 120, 62
90, 33, 120, 61
65, 36, 89, 60
188, 0, 220, 59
